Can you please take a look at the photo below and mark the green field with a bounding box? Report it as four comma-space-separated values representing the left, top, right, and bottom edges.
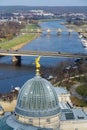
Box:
71, 96, 87, 107
21, 23, 41, 33
76, 84, 87, 97
0, 24, 40, 50
0, 34, 38, 50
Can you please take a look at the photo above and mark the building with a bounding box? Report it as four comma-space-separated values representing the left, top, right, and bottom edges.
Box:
0, 57, 87, 130
0, 105, 4, 115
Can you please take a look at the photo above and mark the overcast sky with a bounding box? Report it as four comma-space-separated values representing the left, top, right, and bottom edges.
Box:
0, 0, 87, 6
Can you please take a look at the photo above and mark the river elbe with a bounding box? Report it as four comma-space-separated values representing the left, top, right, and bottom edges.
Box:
0, 20, 87, 93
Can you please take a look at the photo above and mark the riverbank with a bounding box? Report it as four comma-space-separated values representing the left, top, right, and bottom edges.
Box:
0, 100, 17, 112
65, 23, 87, 38
11, 34, 40, 50
0, 23, 41, 50
0, 33, 40, 50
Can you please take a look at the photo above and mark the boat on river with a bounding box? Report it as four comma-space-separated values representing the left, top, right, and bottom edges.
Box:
81, 39, 87, 48
11, 86, 20, 92
79, 34, 83, 38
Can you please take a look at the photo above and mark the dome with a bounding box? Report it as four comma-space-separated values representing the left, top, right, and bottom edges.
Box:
15, 75, 60, 117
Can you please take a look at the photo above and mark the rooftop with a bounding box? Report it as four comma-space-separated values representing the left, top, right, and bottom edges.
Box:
54, 87, 70, 95
61, 104, 87, 121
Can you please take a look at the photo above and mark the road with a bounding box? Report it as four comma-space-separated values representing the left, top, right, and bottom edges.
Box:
70, 83, 83, 100
0, 50, 87, 58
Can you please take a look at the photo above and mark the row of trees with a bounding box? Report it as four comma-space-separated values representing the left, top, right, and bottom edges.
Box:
41, 58, 87, 86
0, 21, 25, 41
0, 90, 18, 102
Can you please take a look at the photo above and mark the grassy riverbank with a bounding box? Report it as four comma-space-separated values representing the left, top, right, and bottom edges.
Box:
65, 23, 87, 38
0, 33, 39, 50
0, 23, 40, 50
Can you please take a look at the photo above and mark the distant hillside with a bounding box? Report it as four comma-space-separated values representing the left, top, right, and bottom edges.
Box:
0, 6, 87, 14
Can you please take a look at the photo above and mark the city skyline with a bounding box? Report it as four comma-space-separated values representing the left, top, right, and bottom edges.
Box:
0, 0, 87, 6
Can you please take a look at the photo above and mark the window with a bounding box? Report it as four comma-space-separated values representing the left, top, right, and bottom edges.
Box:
29, 118, 33, 124
47, 118, 50, 124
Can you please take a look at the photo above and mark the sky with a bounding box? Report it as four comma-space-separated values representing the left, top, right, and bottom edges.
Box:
0, 0, 87, 6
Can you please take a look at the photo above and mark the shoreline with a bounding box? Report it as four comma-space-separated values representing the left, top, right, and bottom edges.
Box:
0, 22, 41, 50
0, 100, 17, 112
11, 33, 40, 50
65, 23, 87, 38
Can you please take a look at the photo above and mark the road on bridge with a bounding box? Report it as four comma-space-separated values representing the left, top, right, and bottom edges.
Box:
0, 50, 87, 58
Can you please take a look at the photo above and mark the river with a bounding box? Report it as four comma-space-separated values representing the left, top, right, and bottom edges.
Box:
0, 20, 87, 93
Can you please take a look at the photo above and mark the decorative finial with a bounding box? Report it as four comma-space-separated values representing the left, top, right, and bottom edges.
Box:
35, 56, 41, 75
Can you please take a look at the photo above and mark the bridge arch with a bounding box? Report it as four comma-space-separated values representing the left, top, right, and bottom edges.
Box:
12, 56, 21, 66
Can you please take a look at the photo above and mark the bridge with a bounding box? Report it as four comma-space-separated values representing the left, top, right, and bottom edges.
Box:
0, 50, 87, 65
0, 50, 87, 58
22, 28, 74, 35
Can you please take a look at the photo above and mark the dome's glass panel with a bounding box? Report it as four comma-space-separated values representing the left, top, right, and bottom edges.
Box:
15, 76, 60, 117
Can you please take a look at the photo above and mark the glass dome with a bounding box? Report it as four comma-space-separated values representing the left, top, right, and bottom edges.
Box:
15, 75, 60, 117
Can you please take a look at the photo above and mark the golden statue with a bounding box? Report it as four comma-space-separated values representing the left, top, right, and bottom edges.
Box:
35, 56, 41, 75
